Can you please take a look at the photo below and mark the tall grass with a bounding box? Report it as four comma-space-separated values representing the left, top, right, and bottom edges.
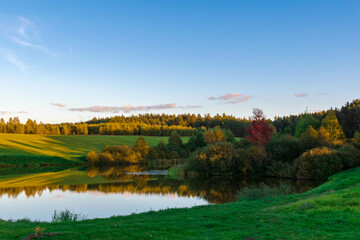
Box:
52, 209, 86, 223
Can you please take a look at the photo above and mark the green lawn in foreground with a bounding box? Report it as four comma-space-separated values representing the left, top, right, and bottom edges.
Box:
0, 167, 359, 239
0, 133, 190, 166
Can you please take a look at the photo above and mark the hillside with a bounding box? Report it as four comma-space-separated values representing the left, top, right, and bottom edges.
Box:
0, 134, 189, 166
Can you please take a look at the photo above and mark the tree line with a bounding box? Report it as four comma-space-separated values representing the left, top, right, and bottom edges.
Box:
273, 99, 360, 138
0, 99, 359, 138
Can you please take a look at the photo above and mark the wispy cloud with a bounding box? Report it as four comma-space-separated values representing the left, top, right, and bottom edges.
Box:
11, 37, 54, 55
17, 17, 34, 40
51, 103, 66, 108
68, 103, 202, 113
294, 93, 308, 98
0, 16, 55, 71
208, 93, 252, 104
10, 17, 53, 55
0, 110, 28, 115
0, 49, 26, 71
177, 105, 203, 109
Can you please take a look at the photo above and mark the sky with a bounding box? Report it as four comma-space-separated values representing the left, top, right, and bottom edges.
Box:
0, 0, 359, 123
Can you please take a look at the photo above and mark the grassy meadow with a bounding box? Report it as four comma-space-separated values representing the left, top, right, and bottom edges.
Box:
0, 166, 359, 239
0, 133, 190, 166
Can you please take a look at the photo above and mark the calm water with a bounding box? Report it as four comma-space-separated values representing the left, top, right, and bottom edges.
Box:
0, 166, 322, 221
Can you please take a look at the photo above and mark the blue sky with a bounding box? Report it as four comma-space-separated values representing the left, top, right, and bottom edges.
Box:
0, 0, 359, 123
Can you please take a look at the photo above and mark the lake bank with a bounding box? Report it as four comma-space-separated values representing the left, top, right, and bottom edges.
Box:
1, 166, 359, 239
0, 166, 320, 222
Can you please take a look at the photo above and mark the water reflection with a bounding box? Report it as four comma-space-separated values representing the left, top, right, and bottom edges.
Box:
0, 166, 323, 221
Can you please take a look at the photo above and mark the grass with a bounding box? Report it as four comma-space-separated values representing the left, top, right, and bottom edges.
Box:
0, 133, 190, 167
0, 167, 359, 239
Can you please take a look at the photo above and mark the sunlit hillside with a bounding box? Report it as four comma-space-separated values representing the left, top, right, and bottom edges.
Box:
0, 133, 190, 166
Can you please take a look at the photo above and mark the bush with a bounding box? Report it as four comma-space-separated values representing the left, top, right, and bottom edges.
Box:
243, 146, 269, 174
186, 142, 240, 175
168, 151, 180, 160
336, 144, 360, 169
86, 151, 99, 165
107, 145, 143, 164
297, 135, 319, 154
294, 147, 342, 179
266, 161, 295, 178
98, 152, 114, 164
266, 135, 300, 163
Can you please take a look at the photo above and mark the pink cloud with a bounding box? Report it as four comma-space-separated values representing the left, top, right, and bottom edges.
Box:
294, 93, 308, 98
68, 103, 202, 113
209, 93, 252, 104
51, 103, 66, 108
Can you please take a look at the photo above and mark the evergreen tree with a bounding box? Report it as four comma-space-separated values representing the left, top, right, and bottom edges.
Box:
186, 130, 205, 152
167, 131, 183, 154
168, 131, 183, 147
294, 115, 320, 137
321, 111, 345, 139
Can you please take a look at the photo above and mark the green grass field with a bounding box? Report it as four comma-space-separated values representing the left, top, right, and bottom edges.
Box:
0, 167, 359, 239
0, 133, 190, 166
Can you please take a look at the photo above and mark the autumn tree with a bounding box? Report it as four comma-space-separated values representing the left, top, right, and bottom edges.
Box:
246, 109, 274, 146
321, 111, 345, 139
204, 128, 227, 144
134, 136, 150, 159
61, 125, 70, 135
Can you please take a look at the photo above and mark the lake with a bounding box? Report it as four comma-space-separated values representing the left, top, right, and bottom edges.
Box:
0, 166, 322, 221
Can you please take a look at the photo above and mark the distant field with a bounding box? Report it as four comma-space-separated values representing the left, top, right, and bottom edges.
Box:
0, 133, 190, 166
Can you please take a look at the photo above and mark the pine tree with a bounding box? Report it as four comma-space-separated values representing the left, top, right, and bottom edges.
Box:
321, 111, 345, 139
168, 131, 183, 147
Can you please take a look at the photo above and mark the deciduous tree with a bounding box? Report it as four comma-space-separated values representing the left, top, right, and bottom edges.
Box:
246, 109, 274, 146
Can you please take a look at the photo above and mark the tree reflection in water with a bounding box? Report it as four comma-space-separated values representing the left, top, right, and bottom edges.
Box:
0, 166, 323, 204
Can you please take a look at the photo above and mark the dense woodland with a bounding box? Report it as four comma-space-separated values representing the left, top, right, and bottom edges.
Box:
0, 99, 359, 138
